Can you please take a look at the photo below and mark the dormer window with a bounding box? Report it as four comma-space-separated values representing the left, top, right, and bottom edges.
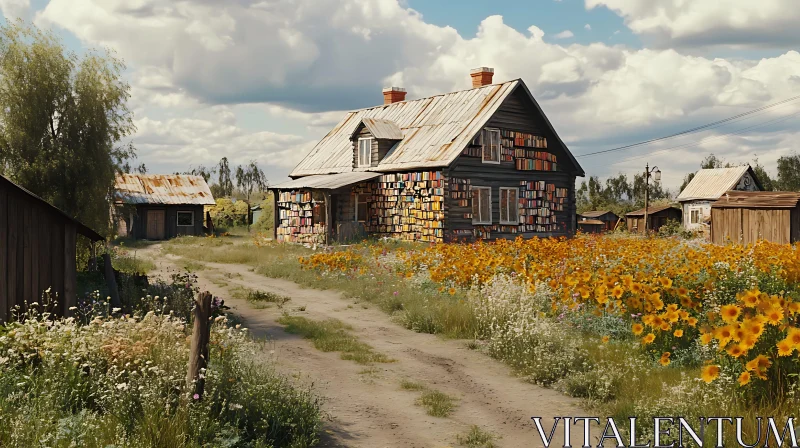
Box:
357, 138, 373, 167
482, 128, 501, 164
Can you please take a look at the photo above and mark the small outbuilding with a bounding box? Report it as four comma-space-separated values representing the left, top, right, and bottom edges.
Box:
577, 218, 605, 234
0, 174, 104, 321
114, 174, 215, 240
625, 205, 682, 234
677, 166, 761, 231
579, 210, 620, 231
710, 191, 800, 245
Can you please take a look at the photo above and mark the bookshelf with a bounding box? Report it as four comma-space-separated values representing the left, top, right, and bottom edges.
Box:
276, 190, 326, 243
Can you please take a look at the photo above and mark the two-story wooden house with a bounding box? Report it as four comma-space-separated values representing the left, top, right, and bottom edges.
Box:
271, 68, 585, 243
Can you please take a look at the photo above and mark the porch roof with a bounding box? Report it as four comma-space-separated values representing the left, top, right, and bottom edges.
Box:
272, 172, 382, 190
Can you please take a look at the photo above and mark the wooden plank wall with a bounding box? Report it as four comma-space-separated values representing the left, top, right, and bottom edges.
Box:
0, 178, 78, 321
133, 204, 205, 240
712, 208, 794, 245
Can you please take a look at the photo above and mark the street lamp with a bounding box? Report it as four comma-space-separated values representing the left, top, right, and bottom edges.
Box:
643, 163, 661, 233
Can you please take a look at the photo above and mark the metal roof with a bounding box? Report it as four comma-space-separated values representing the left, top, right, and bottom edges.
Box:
626, 205, 678, 217
580, 210, 617, 219
0, 175, 103, 241
577, 219, 605, 225
676, 166, 758, 201
711, 191, 800, 209
289, 79, 584, 177
271, 172, 382, 190
354, 118, 404, 140
115, 174, 216, 205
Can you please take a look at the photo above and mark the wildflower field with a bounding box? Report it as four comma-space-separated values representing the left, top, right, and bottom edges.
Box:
294, 234, 800, 443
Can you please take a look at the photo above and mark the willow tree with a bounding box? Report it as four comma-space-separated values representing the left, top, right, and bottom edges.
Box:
0, 21, 135, 235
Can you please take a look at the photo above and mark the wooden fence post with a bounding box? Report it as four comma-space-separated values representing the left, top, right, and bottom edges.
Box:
102, 253, 121, 310
186, 291, 213, 400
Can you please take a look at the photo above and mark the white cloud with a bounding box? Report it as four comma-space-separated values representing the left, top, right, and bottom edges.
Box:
584, 24, 591, 31
586, 0, 800, 49
0, 0, 29, 19
34, 0, 800, 188
553, 30, 574, 39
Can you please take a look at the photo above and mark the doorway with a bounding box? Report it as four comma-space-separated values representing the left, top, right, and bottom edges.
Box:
146, 210, 166, 240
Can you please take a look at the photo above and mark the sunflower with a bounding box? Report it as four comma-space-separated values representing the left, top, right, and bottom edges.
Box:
787, 327, 800, 349
611, 285, 624, 299
741, 290, 760, 308
642, 333, 656, 345
738, 371, 751, 387
660, 322, 671, 331
673, 329, 684, 337
701, 365, 720, 383
601, 336, 610, 344
700, 333, 714, 345
726, 344, 745, 358
686, 317, 698, 327
720, 304, 742, 323
659, 277, 672, 288
765, 306, 784, 326
659, 356, 671, 367
632, 323, 644, 336
776, 339, 794, 357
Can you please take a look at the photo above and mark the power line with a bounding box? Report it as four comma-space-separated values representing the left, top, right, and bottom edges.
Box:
575, 95, 800, 159
604, 109, 800, 168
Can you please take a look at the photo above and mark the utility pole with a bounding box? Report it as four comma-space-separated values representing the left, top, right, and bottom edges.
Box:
643, 163, 661, 233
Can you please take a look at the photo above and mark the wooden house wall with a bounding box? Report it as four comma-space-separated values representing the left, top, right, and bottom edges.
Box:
132, 204, 205, 240
351, 126, 394, 169
628, 209, 682, 234
0, 180, 78, 321
711, 208, 795, 245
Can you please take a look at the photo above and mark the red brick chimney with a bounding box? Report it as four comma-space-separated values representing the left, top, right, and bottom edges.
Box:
470, 67, 495, 88
383, 87, 407, 105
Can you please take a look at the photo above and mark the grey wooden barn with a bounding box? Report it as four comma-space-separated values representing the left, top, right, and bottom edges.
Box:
271, 68, 585, 243
0, 174, 103, 321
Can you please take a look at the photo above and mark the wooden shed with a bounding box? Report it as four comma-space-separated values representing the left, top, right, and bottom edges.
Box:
625, 205, 682, 234
579, 210, 620, 231
114, 174, 216, 240
577, 218, 605, 234
710, 191, 800, 245
0, 175, 103, 322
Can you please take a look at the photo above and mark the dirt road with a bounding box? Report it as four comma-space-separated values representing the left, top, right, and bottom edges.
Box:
140, 245, 586, 448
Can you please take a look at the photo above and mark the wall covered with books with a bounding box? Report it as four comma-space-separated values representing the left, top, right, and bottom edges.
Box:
352, 171, 445, 243
276, 190, 327, 243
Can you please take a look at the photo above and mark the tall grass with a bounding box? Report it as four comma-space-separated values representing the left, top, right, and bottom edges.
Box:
278, 315, 392, 364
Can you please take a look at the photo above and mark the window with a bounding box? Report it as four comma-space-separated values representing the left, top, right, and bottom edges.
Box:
177, 211, 194, 226
499, 187, 519, 224
690, 209, 701, 224
481, 129, 501, 164
471, 186, 491, 224
355, 194, 369, 222
313, 202, 326, 225
357, 138, 373, 167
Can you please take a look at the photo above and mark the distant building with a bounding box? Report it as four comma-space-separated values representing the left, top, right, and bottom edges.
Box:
711, 191, 800, 245
578, 210, 620, 231
625, 205, 682, 234
677, 166, 761, 231
114, 174, 216, 240
576, 218, 605, 234
0, 174, 103, 321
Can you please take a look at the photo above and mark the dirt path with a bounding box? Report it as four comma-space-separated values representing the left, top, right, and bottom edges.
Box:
138, 244, 587, 448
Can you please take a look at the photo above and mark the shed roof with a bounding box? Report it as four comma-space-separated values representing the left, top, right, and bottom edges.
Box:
0, 175, 103, 241
272, 172, 382, 190
115, 174, 215, 205
577, 219, 604, 225
677, 166, 760, 201
626, 205, 678, 217
353, 118, 404, 140
580, 210, 617, 219
290, 79, 584, 177
711, 191, 800, 209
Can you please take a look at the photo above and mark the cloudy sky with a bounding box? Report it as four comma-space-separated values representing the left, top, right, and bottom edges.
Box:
4, 0, 800, 191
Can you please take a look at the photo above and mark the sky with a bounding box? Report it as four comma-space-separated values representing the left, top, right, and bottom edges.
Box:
2, 0, 800, 192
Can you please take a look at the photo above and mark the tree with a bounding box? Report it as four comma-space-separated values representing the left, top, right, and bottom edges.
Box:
0, 21, 135, 235
776, 153, 800, 191
215, 157, 234, 197
184, 165, 215, 183
750, 157, 774, 191
235, 160, 268, 204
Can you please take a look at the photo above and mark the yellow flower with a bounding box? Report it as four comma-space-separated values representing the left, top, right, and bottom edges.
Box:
726, 344, 745, 358
632, 323, 644, 336
659, 356, 671, 367
673, 329, 683, 337
700, 333, 713, 345
686, 317, 698, 327
765, 306, 784, 326
787, 327, 800, 349
738, 371, 751, 386
611, 285, 624, 299
720, 304, 741, 323
701, 365, 720, 383
642, 333, 656, 345
601, 336, 610, 344
776, 339, 794, 357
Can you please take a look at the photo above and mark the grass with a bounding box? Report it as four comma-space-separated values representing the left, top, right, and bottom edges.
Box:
399, 379, 427, 391
182, 260, 206, 272
112, 251, 157, 274
417, 389, 457, 417
278, 315, 393, 365
230, 287, 292, 309
457, 425, 496, 448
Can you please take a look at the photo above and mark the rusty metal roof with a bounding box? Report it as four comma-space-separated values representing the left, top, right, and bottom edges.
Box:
577, 219, 605, 225
677, 166, 759, 201
353, 118, 404, 140
271, 172, 382, 190
580, 210, 617, 219
626, 205, 679, 217
711, 191, 800, 209
289, 79, 583, 178
115, 174, 216, 205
